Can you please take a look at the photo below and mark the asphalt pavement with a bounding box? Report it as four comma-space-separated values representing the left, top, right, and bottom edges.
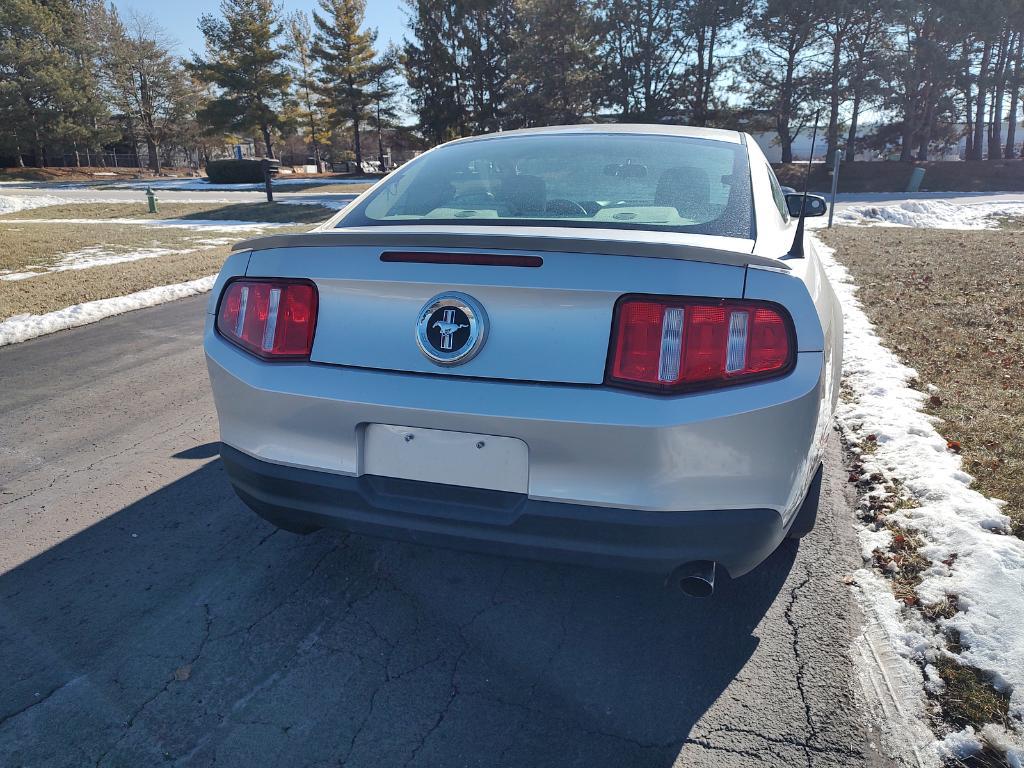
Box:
0, 297, 888, 767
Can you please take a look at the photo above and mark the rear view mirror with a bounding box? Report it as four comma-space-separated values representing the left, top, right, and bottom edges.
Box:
603, 161, 648, 178
785, 193, 827, 218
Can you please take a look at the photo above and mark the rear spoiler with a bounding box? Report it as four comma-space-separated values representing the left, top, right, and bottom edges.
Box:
232, 228, 790, 271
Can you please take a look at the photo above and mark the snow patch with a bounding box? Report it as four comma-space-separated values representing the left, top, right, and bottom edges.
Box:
0, 276, 215, 346
0, 194, 72, 214
0, 246, 190, 281
817, 234, 1024, 751
835, 199, 1024, 229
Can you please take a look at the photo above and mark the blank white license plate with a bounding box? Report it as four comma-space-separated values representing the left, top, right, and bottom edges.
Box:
362, 425, 529, 494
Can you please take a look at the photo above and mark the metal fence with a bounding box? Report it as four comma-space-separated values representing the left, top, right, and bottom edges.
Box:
40, 150, 196, 169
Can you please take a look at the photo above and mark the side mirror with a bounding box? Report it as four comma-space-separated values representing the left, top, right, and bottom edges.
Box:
785, 193, 827, 218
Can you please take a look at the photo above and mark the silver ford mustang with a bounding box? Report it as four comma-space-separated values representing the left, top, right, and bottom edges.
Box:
204, 125, 842, 597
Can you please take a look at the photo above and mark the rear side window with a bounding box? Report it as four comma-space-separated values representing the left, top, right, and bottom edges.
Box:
766, 164, 789, 221
339, 133, 754, 238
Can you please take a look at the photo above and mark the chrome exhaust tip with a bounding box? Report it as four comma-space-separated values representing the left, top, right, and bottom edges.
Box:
670, 561, 716, 598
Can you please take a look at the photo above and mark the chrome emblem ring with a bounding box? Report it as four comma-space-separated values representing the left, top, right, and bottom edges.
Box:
415, 292, 488, 366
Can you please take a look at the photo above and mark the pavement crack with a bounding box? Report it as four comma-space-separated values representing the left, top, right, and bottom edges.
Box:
784, 572, 817, 768
701, 725, 864, 759
92, 603, 211, 767
1, 418, 197, 508
214, 540, 344, 641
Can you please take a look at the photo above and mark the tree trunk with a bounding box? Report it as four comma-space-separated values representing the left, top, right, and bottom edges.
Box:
989, 31, 1010, 160
965, 79, 974, 159
917, 84, 934, 160
899, 115, 916, 162
972, 38, 992, 160
846, 89, 861, 162
353, 116, 362, 169
779, 117, 793, 164
899, 77, 918, 162
146, 137, 160, 173
261, 124, 275, 160
377, 102, 385, 169
826, 28, 842, 167
1006, 34, 1022, 158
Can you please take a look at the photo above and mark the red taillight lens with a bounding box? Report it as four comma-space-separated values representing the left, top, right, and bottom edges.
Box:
216, 279, 318, 360
607, 296, 794, 392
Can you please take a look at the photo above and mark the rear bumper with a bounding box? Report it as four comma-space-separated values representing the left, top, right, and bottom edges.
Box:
205, 322, 828, 518
221, 443, 789, 577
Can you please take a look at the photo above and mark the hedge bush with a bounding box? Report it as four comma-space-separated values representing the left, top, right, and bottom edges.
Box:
205, 159, 265, 184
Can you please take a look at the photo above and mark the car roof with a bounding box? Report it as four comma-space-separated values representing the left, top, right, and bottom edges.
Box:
447, 123, 744, 146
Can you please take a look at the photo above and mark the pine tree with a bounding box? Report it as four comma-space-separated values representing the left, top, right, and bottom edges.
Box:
595, 0, 690, 121
403, 0, 468, 142
462, 0, 516, 132
741, 0, 823, 163
188, 0, 291, 159
311, 0, 377, 170
0, 0, 115, 167
286, 11, 326, 172
508, 0, 601, 127
685, 0, 747, 126
368, 43, 402, 169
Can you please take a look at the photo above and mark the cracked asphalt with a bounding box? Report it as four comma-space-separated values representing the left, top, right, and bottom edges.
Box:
0, 296, 886, 767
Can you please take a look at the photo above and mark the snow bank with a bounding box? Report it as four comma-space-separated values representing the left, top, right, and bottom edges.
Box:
0, 276, 215, 347
835, 199, 1024, 229
0, 194, 73, 214
815, 235, 1024, 756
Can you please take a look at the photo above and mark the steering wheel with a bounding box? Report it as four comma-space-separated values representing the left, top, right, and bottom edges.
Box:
545, 198, 589, 216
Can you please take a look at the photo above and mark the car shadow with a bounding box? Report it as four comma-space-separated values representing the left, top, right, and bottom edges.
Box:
0, 459, 796, 767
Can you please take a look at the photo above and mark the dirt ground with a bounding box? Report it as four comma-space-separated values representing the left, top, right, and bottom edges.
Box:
819, 224, 1024, 537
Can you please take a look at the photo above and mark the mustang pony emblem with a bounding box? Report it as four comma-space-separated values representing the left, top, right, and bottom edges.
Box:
415, 292, 488, 366
433, 309, 469, 351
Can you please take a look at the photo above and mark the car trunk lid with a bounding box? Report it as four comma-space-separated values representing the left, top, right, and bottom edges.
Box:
241, 227, 760, 385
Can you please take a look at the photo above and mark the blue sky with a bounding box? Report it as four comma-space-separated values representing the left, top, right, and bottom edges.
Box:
110, 0, 408, 57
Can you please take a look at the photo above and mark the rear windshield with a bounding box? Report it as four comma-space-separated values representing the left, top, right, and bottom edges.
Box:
338, 133, 754, 238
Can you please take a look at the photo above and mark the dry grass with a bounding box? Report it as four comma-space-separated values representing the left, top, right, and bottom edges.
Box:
0, 205, 325, 318
820, 225, 1024, 538
934, 657, 1011, 731
0, 201, 336, 224
0, 246, 232, 318
272, 181, 373, 193
0, 223, 221, 273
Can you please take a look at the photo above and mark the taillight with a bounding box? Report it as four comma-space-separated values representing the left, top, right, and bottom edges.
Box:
607, 296, 794, 392
216, 278, 318, 360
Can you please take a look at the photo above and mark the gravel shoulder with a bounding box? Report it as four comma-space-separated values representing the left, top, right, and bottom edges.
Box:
0, 296, 886, 767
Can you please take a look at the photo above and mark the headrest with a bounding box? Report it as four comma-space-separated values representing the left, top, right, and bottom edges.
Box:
500, 174, 547, 216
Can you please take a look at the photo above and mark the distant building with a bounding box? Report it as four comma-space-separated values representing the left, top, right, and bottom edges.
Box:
751, 119, 1021, 162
